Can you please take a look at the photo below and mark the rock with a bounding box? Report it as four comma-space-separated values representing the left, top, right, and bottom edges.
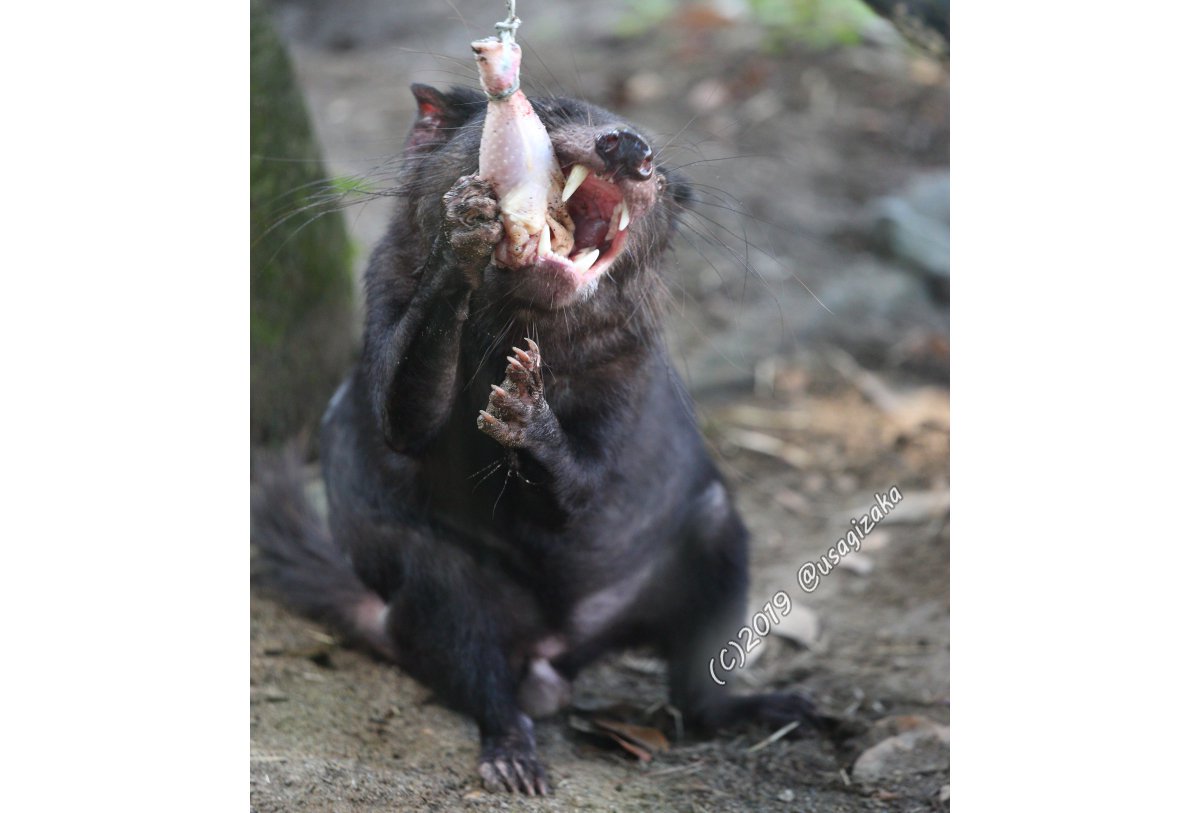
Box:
739, 595, 820, 682
866, 170, 950, 301
252, 687, 289, 704
839, 553, 874, 575
852, 716, 949, 783
861, 529, 892, 552
861, 714, 944, 748
859, 0, 949, 59
768, 603, 821, 649
777, 788, 795, 802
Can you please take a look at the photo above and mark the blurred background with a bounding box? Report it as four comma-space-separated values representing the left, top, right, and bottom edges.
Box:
251, 1, 950, 810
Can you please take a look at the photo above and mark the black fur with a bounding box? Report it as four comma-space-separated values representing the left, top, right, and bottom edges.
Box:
252, 85, 832, 795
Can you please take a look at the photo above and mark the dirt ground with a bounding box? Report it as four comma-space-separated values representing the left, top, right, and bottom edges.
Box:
252, 2, 949, 810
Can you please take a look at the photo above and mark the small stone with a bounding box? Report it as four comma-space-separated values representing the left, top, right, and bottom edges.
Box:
777, 788, 795, 802
860, 529, 892, 552
770, 603, 820, 648
862, 714, 944, 748
251, 687, 289, 704
839, 553, 874, 576
865, 169, 949, 303
852, 717, 949, 783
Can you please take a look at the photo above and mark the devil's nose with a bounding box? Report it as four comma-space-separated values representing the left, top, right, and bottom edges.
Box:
595, 129, 654, 181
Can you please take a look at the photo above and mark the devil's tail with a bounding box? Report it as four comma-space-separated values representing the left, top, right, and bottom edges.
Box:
251, 451, 394, 659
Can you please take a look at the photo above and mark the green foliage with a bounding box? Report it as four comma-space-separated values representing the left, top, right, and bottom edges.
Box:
615, 0, 677, 37
328, 175, 375, 196
747, 0, 876, 48
615, 0, 876, 49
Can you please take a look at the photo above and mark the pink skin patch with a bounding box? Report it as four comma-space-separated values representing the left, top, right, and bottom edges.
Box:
517, 658, 572, 719
354, 595, 395, 659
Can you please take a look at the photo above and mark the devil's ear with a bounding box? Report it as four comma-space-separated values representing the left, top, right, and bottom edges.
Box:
407, 84, 482, 152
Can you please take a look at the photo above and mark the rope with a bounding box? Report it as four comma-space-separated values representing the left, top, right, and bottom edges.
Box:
494, 0, 521, 43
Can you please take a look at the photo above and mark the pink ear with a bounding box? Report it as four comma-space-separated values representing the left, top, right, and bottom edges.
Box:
408, 84, 455, 152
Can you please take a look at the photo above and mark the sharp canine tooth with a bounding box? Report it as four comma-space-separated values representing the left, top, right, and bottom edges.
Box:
573, 248, 600, 273
605, 206, 622, 242
537, 224, 551, 256
617, 200, 631, 231
562, 164, 589, 202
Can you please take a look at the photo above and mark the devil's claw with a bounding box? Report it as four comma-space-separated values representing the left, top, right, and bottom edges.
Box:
442, 175, 502, 274
477, 717, 551, 796
478, 339, 545, 447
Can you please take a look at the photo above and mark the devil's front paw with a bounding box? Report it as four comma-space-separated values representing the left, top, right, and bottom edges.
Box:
442, 174, 502, 277
477, 338, 546, 448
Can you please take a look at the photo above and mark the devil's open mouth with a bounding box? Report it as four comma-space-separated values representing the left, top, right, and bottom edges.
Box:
529, 162, 637, 288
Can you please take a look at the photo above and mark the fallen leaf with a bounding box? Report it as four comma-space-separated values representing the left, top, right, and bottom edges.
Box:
592, 718, 670, 755
609, 735, 653, 762
568, 714, 670, 763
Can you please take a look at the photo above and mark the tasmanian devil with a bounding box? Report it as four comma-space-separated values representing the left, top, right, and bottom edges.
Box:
251, 79, 835, 795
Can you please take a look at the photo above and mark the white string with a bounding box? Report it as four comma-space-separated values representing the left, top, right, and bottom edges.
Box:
494, 0, 520, 42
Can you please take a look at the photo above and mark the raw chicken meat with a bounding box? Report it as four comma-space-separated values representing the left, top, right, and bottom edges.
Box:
471, 18, 572, 268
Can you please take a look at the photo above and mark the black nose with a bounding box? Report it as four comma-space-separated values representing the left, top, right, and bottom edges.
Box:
595, 129, 654, 182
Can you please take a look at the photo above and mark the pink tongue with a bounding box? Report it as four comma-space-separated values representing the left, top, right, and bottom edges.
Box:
573, 217, 607, 249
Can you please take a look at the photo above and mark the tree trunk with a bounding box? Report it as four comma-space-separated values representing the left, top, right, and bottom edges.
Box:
250, 0, 356, 446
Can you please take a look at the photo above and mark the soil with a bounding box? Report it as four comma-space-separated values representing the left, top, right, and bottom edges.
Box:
252, 2, 949, 810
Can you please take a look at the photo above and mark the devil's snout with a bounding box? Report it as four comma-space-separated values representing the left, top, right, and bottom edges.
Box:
595, 129, 653, 182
